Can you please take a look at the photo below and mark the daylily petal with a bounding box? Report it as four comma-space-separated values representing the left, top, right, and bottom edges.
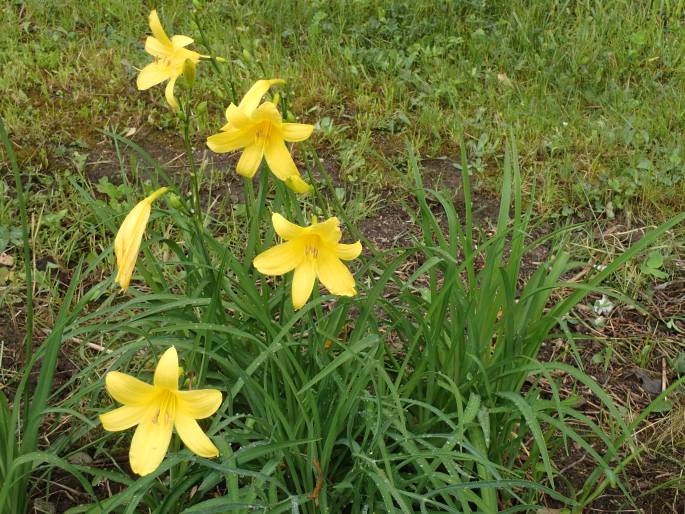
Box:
100, 404, 149, 432
175, 414, 219, 458
171, 34, 194, 48
105, 371, 155, 405
238, 79, 285, 115
236, 141, 265, 178
316, 249, 357, 297
137, 62, 170, 91
253, 102, 282, 125
282, 123, 314, 142
129, 413, 173, 476
164, 75, 179, 110
173, 47, 200, 67
310, 217, 342, 245
176, 389, 222, 419
253, 240, 304, 276
272, 213, 306, 240
224, 103, 251, 129
154, 347, 179, 390
336, 241, 362, 260
144, 36, 171, 58
148, 10, 172, 47
284, 174, 313, 194
263, 136, 299, 181
292, 259, 317, 309
206, 128, 254, 153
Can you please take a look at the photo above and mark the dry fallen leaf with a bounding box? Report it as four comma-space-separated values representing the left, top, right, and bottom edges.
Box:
0, 253, 14, 266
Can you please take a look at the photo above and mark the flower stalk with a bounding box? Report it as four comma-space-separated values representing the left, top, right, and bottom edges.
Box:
0, 118, 33, 427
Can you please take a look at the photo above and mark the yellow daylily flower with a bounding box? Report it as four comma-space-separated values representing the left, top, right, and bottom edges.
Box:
114, 187, 168, 291
136, 10, 201, 110
206, 79, 314, 193
253, 213, 362, 309
100, 347, 222, 476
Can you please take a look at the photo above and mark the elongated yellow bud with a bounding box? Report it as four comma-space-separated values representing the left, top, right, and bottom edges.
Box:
114, 187, 168, 290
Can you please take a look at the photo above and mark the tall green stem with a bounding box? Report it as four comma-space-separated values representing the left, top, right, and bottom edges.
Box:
0, 117, 33, 427
192, 11, 236, 102
180, 94, 210, 261
243, 175, 258, 265
179, 93, 211, 383
181, 102, 201, 221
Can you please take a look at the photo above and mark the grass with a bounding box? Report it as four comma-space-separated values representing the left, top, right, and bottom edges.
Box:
3, 1, 685, 218
1, 0, 685, 512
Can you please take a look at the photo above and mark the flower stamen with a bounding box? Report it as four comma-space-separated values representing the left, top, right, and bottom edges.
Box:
305, 245, 319, 258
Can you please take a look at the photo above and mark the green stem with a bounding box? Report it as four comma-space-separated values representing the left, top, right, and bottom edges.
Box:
0, 117, 33, 428
180, 95, 210, 261
179, 94, 211, 380
243, 175, 258, 264
459, 134, 477, 290
181, 102, 201, 221
192, 11, 236, 102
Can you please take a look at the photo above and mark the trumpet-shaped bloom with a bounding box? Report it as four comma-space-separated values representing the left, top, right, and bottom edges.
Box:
114, 187, 168, 290
253, 213, 362, 309
206, 80, 314, 193
137, 10, 201, 110
100, 347, 222, 476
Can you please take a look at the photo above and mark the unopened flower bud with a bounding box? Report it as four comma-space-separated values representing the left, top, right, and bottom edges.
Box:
166, 193, 183, 209
183, 59, 196, 88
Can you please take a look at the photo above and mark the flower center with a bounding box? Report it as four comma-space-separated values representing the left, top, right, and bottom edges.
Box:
151, 389, 176, 426
305, 245, 319, 258
255, 121, 272, 141
303, 235, 321, 259
154, 56, 172, 69
155, 48, 197, 72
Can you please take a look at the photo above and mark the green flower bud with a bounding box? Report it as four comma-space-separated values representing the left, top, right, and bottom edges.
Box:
183, 59, 196, 88
166, 193, 183, 209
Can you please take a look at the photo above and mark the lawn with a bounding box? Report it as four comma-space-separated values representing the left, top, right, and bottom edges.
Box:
1, 1, 684, 512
